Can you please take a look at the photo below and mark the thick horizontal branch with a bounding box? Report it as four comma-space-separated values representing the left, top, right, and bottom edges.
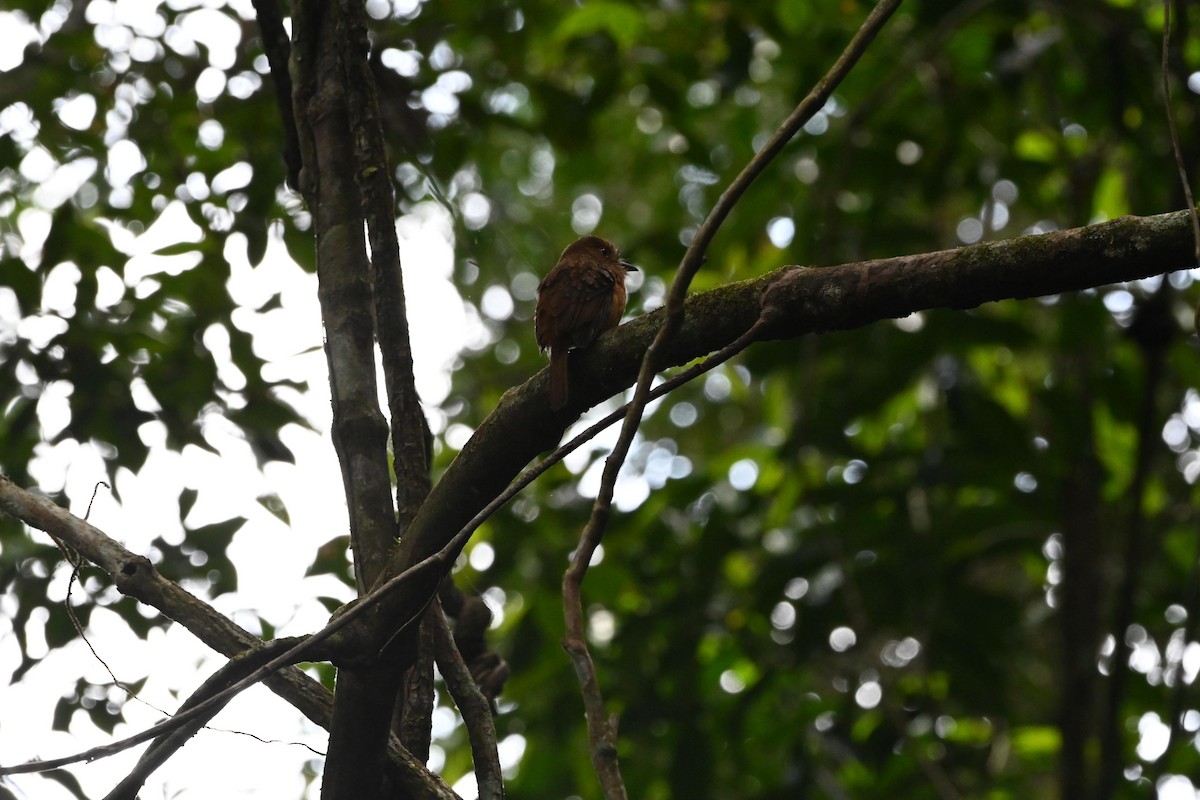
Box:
754, 210, 1195, 340
336, 208, 1197, 655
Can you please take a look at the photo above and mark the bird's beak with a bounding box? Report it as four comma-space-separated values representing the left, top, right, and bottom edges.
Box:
620, 258, 637, 272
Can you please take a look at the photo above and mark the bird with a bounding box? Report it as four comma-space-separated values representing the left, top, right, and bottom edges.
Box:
535, 236, 637, 410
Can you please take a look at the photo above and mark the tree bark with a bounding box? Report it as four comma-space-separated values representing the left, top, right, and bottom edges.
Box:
329, 209, 1200, 657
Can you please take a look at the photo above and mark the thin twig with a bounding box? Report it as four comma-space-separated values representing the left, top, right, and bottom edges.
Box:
448, 319, 770, 555
101, 639, 297, 800
0, 524, 457, 776
84, 481, 108, 520
561, 2, 904, 797
0, 477, 457, 796
670, 0, 905, 309
0, 635, 295, 776
57, 481, 175, 720
557, 318, 768, 799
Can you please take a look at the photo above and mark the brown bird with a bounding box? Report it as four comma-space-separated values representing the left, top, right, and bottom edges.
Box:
535, 236, 637, 410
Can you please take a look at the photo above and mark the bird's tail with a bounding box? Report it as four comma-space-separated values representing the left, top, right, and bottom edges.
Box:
549, 348, 569, 410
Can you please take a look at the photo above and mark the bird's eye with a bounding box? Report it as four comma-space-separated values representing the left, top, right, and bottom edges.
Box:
599, 247, 609, 255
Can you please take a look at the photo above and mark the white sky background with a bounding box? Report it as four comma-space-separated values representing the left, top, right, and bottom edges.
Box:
1, 207, 476, 799
0, 3, 488, 795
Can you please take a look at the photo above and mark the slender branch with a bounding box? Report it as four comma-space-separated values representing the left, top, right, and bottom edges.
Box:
249, 0, 302, 189
560, 3, 904, 796
338, 0, 432, 536
0, 482, 459, 779
0, 475, 333, 721
2, 631, 314, 774
437, 317, 771, 568
0, 635, 300, 776
629, 0, 905, 431
53, 485, 175, 721
559, 316, 770, 799
564, 0, 906, 580
673, 0, 904, 307
305, 0, 398, 597
431, 603, 505, 800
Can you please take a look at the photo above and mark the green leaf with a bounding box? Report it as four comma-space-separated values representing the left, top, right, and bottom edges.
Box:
553, 2, 645, 50
1013, 129, 1057, 163
1092, 165, 1130, 220
1010, 725, 1061, 758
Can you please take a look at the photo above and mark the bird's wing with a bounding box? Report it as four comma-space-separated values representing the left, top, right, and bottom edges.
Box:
555, 267, 618, 348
